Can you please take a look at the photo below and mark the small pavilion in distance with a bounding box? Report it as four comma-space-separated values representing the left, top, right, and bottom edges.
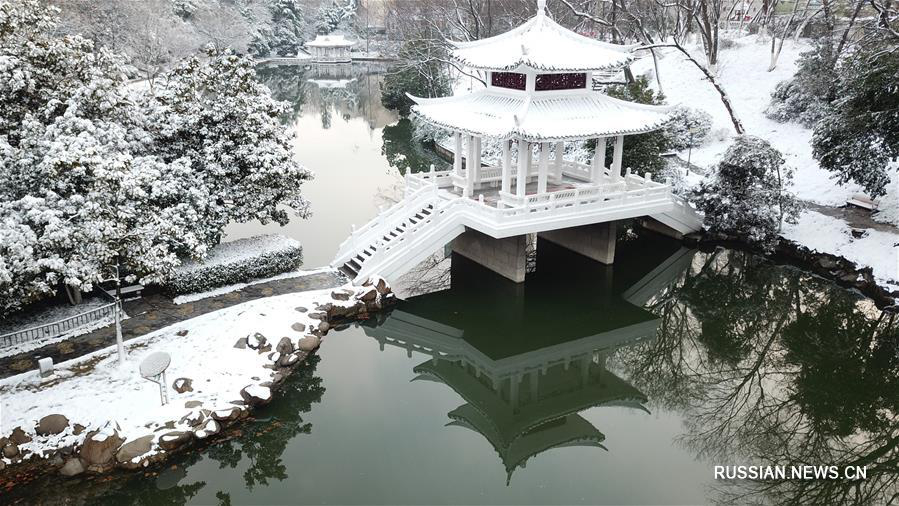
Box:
332, 0, 702, 285
306, 34, 355, 63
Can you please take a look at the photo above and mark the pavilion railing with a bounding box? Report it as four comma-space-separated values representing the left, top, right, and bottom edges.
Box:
0, 301, 117, 349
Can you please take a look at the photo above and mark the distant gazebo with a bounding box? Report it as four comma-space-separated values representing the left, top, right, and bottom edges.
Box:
306, 34, 356, 63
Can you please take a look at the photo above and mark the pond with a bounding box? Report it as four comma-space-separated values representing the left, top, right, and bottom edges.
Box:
8, 64, 898, 505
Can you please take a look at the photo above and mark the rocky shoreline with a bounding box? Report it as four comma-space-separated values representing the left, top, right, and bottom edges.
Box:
0, 278, 396, 493
676, 229, 898, 311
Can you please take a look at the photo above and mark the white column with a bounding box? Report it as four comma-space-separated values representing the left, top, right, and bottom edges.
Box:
453, 133, 463, 175
552, 141, 564, 182
474, 136, 482, 186
537, 143, 550, 193
464, 135, 475, 197
612, 135, 624, 179
592, 137, 607, 183
516, 140, 530, 198
501, 139, 512, 194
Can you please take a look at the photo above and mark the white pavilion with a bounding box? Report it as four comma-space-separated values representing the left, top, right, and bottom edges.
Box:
306, 34, 355, 63
332, 0, 702, 285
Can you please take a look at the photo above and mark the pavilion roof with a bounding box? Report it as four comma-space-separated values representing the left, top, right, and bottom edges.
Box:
306, 34, 356, 48
448, 8, 637, 72
410, 90, 673, 142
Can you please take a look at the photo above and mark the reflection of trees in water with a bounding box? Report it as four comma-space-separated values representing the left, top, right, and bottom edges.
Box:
613, 248, 899, 505
10, 355, 326, 506
254, 64, 309, 120
381, 118, 450, 175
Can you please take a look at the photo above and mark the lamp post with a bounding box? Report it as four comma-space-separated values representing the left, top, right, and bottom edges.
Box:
103, 261, 125, 365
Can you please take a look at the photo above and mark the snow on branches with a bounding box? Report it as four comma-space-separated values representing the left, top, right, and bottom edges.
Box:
0, 1, 311, 315
691, 135, 801, 250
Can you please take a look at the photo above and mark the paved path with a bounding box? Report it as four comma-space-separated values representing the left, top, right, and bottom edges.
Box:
0, 271, 344, 379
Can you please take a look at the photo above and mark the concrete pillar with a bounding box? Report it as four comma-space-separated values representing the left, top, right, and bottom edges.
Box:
474, 136, 482, 185
454, 133, 463, 175
538, 222, 617, 264
516, 140, 530, 198
464, 135, 474, 197
553, 141, 564, 182
501, 139, 512, 195
612, 135, 624, 179
537, 143, 550, 194
451, 228, 527, 283
592, 137, 606, 183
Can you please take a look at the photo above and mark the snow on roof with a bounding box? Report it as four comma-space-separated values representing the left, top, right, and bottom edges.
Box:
449, 6, 637, 72
306, 34, 356, 48
410, 90, 673, 142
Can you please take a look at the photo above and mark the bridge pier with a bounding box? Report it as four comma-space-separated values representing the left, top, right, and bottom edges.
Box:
537, 222, 617, 264
451, 229, 527, 283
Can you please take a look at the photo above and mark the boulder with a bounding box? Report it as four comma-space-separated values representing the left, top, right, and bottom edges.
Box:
294, 306, 308, 313
233, 337, 248, 349
10, 427, 32, 445
211, 407, 243, 422
375, 277, 389, 294
359, 287, 378, 302
276, 337, 294, 355
331, 290, 351, 301
2, 443, 19, 458
72, 424, 86, 435
184, 400, 203, 409
278, 354, 299, 368
194, 419, 219, 440
297, 335, 321, 352
240, 385, 272, 407
158, 431, 192, 451
290, 322, 306, 332
115, 435, 154, 464
59, 457, 85, 477
172, 378, 193, 394
179, 410, 205, 427
318, 322, 331, 333
79, 428, 124, 467
247, 333, 267, 350
257, 343, 272, 354
36, 414, 69, 436
176, 329, 189, 337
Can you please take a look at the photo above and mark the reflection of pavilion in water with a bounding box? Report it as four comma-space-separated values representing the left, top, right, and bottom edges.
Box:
303, 62, 396, 130
362, 237, 695, 483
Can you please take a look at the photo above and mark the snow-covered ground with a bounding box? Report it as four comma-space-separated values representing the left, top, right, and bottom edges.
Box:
0, 283, 376, 468
171, 266, 335, 305
632, 34, 867, 207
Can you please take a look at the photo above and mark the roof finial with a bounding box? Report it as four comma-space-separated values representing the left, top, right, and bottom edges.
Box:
537, 0, 546, 15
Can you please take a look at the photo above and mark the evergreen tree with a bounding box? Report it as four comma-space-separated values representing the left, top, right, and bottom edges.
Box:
691, 135, 801, 249
381, 41, 451, 117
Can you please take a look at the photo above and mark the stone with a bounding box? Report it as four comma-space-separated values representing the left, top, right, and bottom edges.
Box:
10, 427, 32, 445
318, 322, 331, 333
239, 385, 272, 407
158, 431, 192, 451
290, 322, 306, 332
2, 443, 19, 458
331, 290, 351, 301
276, 337, 294, 355
257, 343, 272, 354
172, 377, 193, 393
115, 435, 154, 464
359, 287, 378, 302
233, 337, 248, 349
176, 329, 189, 336
818, 257, 839, 270
0, 459, 5, 471
184, 400, 202, 409
297, 335, 321, 352
247, 333, 267, 350
278, 354, 299, 367
72, 424, 86, 435
375, 277, 389, 293
294, 306, 308, 313
36, 414, 69, 436
79, 427, 124, 467
179, 410, 205, 427
59, 457, 85, 477
211, 407, 243, 422
194, 419, 219, 440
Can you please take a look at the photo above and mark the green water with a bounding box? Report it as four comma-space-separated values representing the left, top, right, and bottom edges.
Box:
7, 64, 897, 506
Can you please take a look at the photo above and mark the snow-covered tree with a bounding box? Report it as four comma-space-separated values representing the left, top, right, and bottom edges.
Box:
665, 106, 713, 151
765, 39, 837, 128
598, 77, 670, 176
0, 1, 311, 314
812, 42, 899, 198
316, 0, 356, 34
691, 136, 801, 249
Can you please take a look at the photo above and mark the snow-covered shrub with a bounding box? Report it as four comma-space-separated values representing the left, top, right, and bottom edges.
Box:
765, 39, 836, 128
812, 41, 899, 199
161, 235, 303, 295
171, 0, 200, 19
316, 0, 356, 34
411, 115, 448, 144
665, 106, 713, 151
691, 136, 801, 249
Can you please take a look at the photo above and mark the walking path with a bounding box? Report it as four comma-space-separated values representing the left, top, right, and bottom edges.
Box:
0, 270, 344, 379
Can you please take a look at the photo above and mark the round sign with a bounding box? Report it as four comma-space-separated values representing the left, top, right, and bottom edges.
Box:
140, 351, 171, 378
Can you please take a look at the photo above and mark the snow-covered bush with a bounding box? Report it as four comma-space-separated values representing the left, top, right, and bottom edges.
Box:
665, 106, 713, 151
161, 235, 303, 295
765, 39, 836, 128
171, 0, 200, 19
316, 0, 356, 34
411, 115, 448, 144
691, 136, 801, 249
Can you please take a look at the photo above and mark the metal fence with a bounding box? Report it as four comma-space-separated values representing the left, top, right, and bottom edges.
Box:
0, 302, 117, 349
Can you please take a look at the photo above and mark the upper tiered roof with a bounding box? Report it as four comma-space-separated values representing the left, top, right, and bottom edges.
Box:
449, 0, 637, 72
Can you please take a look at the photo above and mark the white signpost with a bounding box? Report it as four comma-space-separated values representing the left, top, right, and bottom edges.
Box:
140, 352, 171, 406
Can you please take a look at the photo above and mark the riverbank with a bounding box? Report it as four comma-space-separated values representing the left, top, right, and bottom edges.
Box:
0, 278, 395, 492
